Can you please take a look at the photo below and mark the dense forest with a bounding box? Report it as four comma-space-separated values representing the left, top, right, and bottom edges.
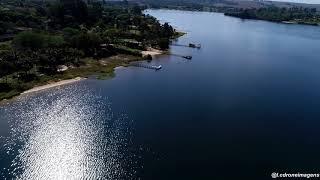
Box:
0, 0, 179, 100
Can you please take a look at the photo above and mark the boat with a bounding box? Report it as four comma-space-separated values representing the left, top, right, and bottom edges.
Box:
183, 56, 192, 60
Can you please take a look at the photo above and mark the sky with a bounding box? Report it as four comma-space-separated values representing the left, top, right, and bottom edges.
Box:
273, 0, 320, 4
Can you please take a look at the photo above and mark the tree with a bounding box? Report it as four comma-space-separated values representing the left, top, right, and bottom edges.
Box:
49, 2, 65, 24
158, 38, 169, 50
71, 32, 101, 55
63, 27, 80, 42
47, 35, 65, 48
64, 48, 83, 66
12, 31, 46, 50
87, 2, 103, 23
0, 59, 14, 83
14, 50, 35, 78
103, 28, 121, 43
132, 5, 142, 15
13, 32, 65, 50
162, 22, 174, 37
72, 0, 88, 23
38, 48, 65, 74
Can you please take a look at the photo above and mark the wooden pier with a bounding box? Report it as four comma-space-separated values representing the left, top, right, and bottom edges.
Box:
182, 56, 192, 60
172, 43, 201, 49
130, 63, 162, 70
188, 43, 201, 49
171, 54, 193, 60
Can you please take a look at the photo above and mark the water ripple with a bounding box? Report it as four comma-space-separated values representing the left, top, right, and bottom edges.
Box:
1, 85, 136, 180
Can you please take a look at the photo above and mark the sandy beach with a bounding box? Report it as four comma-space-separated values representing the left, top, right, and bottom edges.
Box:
21, 77, 85, 95
141, 48, 164, 57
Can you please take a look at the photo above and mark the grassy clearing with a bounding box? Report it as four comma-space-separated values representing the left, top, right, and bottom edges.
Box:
0, 54, 144, 101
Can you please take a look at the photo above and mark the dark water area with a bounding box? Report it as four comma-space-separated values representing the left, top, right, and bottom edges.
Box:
2, 9, 320, 179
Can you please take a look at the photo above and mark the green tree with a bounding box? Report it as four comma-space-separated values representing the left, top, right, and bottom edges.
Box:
12, 31, 46, 50
162, 22, 174, 37
0, 59, 14, 83
63, 27, 80, 42
71, 32, 101, 55
87, 2, 103, 23
47, 35, 65, 48
158, 38, 169, 50
132, 5, 142, 15
49, 2, 65, 24
72, 0, 88, 23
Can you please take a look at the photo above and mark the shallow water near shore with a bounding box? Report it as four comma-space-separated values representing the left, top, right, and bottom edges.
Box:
2, 9, 320, 179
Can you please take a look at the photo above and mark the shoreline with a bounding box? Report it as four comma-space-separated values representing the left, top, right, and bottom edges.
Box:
21, 77, 86, 95
31, 50, 164, 91
0, 50, 164, 102
0, 32, 186, 103
0, 53, 159, 103
0, 77, 85, 105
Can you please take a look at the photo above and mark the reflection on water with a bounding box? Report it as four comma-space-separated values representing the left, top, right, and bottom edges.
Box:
1, 85, 135, 179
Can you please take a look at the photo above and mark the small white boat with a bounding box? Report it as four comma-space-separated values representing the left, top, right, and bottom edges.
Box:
152, 65, 162, 70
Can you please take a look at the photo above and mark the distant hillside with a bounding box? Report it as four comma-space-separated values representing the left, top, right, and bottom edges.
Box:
13, 0, 320, 11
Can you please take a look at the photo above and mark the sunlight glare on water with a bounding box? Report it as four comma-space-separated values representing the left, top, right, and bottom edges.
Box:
1, 85, 135, 180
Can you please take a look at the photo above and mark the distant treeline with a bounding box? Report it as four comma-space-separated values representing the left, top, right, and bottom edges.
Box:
136, 0, 320, 25
137, 0, 237, 12
225, 7, 320, 25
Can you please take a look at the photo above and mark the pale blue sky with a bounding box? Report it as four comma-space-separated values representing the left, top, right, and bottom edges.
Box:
273, 0, 320, 4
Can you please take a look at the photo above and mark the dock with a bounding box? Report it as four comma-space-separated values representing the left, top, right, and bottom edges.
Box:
171, 54, 193, 60
172, 43, 201, 49
188, 43, 201, 49
130, 63, 162, 70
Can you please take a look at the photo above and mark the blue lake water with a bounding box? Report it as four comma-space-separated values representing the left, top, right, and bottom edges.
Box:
2, 9, 320, 179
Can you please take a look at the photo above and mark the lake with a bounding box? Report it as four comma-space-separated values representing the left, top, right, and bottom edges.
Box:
2, 9, 320, 179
